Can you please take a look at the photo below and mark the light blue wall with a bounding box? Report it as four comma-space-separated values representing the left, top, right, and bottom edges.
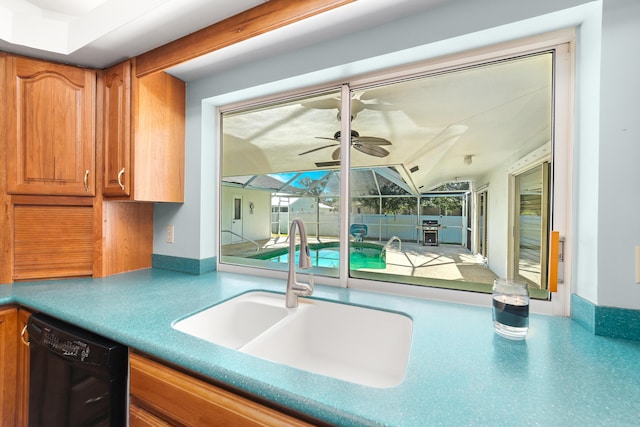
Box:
597, 0, 640, 307
152, 0, 640, 310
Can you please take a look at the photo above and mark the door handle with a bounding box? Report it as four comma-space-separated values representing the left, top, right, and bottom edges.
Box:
549, 231, 560, 292
21, 324, 29, 347
84, 170, 90, 192
117, 167, 125, 190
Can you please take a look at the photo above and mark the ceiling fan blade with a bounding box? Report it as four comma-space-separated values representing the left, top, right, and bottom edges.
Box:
299, 143, 339, 156
352, 136, 392, 145
300, 98, 340, 110
365, 103, 400, 111
332, 147, 341, 160
354, 144, 390, 158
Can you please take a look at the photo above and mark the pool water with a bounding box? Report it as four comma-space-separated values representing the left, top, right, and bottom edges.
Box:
264, 245, 386, 270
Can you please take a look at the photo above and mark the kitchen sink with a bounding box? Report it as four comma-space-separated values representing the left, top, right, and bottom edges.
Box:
172, 291, 413, 388
172, 292, 289, 349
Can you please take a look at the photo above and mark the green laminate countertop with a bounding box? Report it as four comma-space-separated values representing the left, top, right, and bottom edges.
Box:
2, 268, 640, 426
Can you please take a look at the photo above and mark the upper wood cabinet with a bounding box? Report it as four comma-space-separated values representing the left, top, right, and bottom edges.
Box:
100, 59, 185, 202
5, 56, 96, 196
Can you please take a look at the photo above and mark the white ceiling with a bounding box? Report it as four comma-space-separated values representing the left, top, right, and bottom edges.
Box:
0, 0, 267, 68
0, 0, 447, 72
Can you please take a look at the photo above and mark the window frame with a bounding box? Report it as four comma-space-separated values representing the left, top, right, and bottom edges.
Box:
216, 31, 575, 316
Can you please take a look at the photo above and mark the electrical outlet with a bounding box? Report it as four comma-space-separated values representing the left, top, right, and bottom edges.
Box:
166, 225, 175, 244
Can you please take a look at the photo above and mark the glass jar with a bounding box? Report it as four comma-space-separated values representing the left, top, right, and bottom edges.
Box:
492, 278, 529, 340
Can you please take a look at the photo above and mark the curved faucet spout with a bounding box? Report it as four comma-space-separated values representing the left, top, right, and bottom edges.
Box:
286, 218, 314, 308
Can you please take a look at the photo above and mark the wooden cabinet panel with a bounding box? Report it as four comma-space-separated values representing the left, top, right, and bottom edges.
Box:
100, 202, 154, 276
15, 309, 31, 427
101, 59, 185, 202
130, 353, 313, 427
0, 308, 17, 427
132, 69, 185, 202
6, 56, 96, 196
14, 204, 93, 280
0, 53, 12, 284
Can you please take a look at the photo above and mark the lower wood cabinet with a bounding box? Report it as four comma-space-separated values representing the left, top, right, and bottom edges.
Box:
129, 353, 314, 427
16, 309, 31, 427
0, 307, 17, 427
0, 307, 31, 427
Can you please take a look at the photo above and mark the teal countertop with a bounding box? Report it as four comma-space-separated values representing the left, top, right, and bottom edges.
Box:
3, 269, 640, 426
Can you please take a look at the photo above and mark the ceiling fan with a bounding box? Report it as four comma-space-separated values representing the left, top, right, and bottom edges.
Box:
299, 130, 391, 160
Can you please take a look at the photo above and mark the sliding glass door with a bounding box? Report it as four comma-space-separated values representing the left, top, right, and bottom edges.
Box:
513, 162, 551, 290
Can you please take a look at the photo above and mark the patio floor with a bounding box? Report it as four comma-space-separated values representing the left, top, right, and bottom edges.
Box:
221, 236, 498, 286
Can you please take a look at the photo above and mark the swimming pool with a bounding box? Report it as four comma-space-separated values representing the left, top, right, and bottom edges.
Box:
253, 242, 386, 270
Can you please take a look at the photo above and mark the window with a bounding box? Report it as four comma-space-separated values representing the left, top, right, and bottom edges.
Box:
219, 39, 570, 304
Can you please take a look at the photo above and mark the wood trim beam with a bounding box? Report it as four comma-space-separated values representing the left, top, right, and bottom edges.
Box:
135, 0, 355, 77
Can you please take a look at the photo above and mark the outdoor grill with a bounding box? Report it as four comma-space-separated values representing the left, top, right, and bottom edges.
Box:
422, 220, 439, 246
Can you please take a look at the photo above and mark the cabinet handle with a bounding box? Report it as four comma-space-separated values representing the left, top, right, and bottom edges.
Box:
21, 324, 29, 347
84, 169, 90, 192
117, 167, 126, 190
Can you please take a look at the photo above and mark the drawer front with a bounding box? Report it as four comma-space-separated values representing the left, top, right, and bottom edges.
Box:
129, 353, 312, 427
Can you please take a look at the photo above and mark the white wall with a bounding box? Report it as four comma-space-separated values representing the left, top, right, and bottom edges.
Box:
220, 186, 271, 244
485, 166, 510, 280
152, 0, 640, 310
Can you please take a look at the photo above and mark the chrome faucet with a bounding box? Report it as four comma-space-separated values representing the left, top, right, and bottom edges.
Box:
286, 218, 314, 308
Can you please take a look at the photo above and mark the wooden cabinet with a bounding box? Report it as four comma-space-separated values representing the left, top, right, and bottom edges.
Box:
129, 353, 314, 427
100, 60, 185, 202
5, 56, 96, 196
0, 307, 18, 427
1, 53, 185, 283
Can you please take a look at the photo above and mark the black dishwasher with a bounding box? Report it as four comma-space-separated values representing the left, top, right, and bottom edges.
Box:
27, 313, 128, 427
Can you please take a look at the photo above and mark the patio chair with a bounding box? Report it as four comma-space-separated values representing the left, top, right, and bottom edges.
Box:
350, 224, 368, 242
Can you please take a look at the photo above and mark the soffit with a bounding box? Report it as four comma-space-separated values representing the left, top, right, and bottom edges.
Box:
0, 0, 267, 67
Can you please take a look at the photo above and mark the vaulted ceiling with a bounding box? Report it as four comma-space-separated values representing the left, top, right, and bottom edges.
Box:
222, 53, 553, 194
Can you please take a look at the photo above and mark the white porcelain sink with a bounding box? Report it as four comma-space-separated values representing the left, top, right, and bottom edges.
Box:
173, 291, 413, 388
172, 292, 288, 349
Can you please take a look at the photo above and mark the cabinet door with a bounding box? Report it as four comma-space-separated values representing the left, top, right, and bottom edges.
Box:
0, 308, 17, 427
102, 60, 132, 197
6, 56, 96, 196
